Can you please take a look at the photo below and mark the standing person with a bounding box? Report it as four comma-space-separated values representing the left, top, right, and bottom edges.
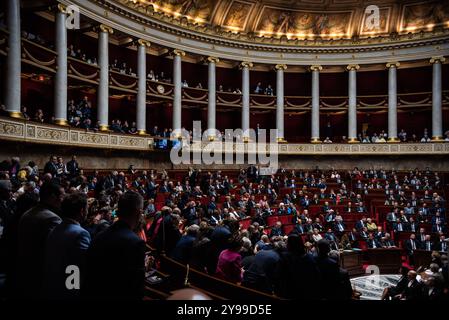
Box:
43, 192, 91, 299
84, 191, 146, 300
274, 234, 322, 299
66, 155, 80, 178
16, 182, 65, 298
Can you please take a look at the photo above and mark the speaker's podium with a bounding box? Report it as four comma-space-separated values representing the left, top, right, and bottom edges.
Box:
366, 248, 402, 274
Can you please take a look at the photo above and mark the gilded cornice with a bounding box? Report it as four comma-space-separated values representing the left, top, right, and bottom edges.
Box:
90, 0, 449, 53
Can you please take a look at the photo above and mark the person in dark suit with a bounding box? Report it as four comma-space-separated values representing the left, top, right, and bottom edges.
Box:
170, 224, 199, 264
401, 270, 422, 300
315, 240, 341, 300
84, 191, 146, 300
43, 192, 91, 299
416, 227, 427, 244
420, 235, 434, 251
355, 217, 367, 231
435, 235, 448, 252
269, 221, 284, 238
66, 155, 80, 178
404, 234, 418, 265
242, 240, 285, 294
43, 155, 59, 176
381, 233, 396, 248
328, 250, 353, 300
367, 233, 381, 249
421, 276, 443, 301
274, 234, 321, 299
16, 182, 64, 299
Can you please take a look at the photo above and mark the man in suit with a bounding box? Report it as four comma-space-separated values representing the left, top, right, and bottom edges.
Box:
328, 250, 353, 300
405, 234, 418, 264
392, 218, 406, 232
315, 240, 342, 300
407, 217, 419, 233
274, 235, 321, 299
270, 221, 284, 238
66, 155, 80, 178
16, 182, 64, 299
43, 192, 91, 299
435, 235, 448, 252
333, 219, 345, 234
421, 235, 434, 251
432, 221, 446, 233
401, 270, 422, 300
170, 224, 199, 264
355, 217, 367, 231
84, 191, 146, 300
359, 227, 369, 240
292, 220, 305, 235
386, 209, 399, 223
421, 276, 443, 301
416, 227, 427, 244
381, 233, 396, 248
367, 233, 381, 249
43, 155, 59, 176
242, 240, 284, 293
374, 226, 385, 241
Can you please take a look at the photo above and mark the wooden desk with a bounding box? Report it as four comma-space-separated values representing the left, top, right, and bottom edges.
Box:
413, 249, 433, 268
340, 250, 364, 276
365, 248, 402, 274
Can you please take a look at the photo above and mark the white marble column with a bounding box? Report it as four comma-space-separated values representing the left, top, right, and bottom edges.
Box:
137, 39, 150, 135
5, 0, 21, 118
207, 56, 219, 140
54, 4, 68, 125
430, 56, 446, 141
310, 65, 322, 143
240, 62, 253, 141
275, 64, 287, 142
172, 49, 185, 137
347, 64, 359, 142
386, 62, 400, 142
98, 24, 113, 131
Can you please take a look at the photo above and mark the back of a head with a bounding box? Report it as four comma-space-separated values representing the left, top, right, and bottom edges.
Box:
317, 239, 331, 257
39, 182, 63, 204
61, 192, 88, 221
287, 234, 305, 255
117, 191, 143, 219
186, 224, 200, 237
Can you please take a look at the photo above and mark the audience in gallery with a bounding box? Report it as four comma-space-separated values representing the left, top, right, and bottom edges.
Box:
4, 31, 449, 144
0, 156, 448, 300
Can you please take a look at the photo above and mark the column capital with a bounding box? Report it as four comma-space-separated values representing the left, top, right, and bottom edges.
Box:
346, 64, 360, 71
99, 24, 114, 34
430, 56, 446, 64
57, 3, 67, 13
239, 61, 253, 69
137, 39, 151, 47
386, 62, 400, 69
275, 64, 287, 71
172, 49, 186, 57
310, 65, 323, 72
206, 56, 219, 64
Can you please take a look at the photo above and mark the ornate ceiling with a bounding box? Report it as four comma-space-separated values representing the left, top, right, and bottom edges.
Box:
118, 0, 449, 41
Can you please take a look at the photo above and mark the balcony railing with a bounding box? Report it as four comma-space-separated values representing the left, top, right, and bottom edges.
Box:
1, 117, 448, 155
